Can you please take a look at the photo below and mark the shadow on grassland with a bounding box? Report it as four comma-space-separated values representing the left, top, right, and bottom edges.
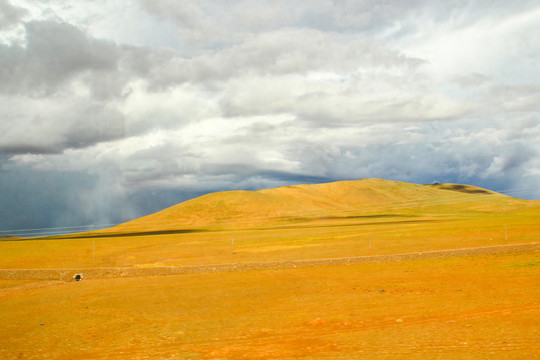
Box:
426, 183, 491, 194
4, 229, 207, 241
68, 229, 208, 239
266, 217, 436, 230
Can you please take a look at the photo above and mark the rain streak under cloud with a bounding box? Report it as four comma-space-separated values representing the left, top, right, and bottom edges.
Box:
0, 0, 539, 235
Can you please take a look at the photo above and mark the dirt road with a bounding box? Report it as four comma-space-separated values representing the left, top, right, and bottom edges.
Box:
1, 242, 538, 281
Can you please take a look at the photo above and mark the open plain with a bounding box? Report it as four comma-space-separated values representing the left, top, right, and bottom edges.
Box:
1, 179, 539, 359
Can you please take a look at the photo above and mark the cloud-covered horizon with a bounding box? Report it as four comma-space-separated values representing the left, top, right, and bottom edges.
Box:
1, 0, 539, 235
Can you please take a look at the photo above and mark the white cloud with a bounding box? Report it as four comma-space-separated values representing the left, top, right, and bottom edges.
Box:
400, 4, 540, 84
120, 81, 221, 135
0, 95, 125, 154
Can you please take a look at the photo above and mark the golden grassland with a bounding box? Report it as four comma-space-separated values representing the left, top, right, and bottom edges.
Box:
0, 179, 539, 359
1, 252, 539, 359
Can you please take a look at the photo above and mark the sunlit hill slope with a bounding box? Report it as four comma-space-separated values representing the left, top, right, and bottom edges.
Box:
109, 178, 528, 233
2, 178, 538, 270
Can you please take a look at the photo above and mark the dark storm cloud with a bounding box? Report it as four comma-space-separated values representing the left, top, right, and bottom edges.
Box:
61, 105, 126, 149
0, 0, 27, 30
0, 166, 123, 235
0, 20, 119, 95
0, 163, 176, 236
0, 100, 125, 155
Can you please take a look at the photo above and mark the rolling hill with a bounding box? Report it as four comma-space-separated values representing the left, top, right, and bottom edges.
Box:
4, 178, 536, 270
109, 178, 525, 233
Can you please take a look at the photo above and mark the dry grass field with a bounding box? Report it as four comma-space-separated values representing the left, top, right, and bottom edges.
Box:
1, 179, 539, 359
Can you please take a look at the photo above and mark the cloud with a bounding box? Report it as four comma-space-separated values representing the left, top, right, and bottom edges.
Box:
0, 96, 125, 155
486, 84, 540, 113
0, 0, 27, 31
0, 165, 120, 233
1, 0, 540, 234
399, 2, 540, 84
119, 81, 220, 135
141, 24, 425, 92
0, 20, 120, 95
138, 0, 431, 46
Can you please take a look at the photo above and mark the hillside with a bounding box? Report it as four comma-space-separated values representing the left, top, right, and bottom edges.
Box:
1, 177, 538, 270
110, 178, 523, 233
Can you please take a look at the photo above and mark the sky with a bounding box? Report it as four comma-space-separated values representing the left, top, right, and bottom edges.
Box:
1, 0, 539, 236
